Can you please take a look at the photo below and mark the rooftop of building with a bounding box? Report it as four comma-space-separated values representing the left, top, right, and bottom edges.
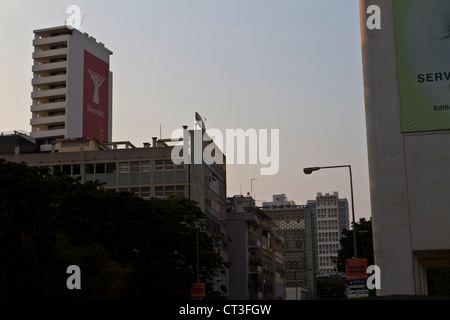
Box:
262, 193, 302, 209
33, 25, 112, 54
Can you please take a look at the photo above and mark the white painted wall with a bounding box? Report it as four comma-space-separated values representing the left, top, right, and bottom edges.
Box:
66, 28, 112, 141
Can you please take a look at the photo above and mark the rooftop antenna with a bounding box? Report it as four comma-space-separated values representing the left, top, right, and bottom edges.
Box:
79, 14, 87, 30
251, 178, 258, 199
160, 124, 162, 139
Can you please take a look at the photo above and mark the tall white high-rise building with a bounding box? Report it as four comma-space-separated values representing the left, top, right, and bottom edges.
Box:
307, 192, 349, 275
31, 26, 113, 150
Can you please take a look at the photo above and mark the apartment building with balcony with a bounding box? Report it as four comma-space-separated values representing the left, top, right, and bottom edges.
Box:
225, 195, 285, 300
31, 26, 113, 150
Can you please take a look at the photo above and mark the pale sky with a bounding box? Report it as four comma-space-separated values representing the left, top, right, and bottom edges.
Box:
0, 0, 371, 220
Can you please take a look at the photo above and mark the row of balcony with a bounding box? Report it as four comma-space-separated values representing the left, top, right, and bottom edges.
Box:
30, 115, 66, 126
33, 47, 68, 60
33, 35, 70, 47
32, 61, 67, 73
31, 101, 66, 113
31, 88, 67, 99
249, 239, 272, 252
30, 129, 66, 140
32, 74, 67, 86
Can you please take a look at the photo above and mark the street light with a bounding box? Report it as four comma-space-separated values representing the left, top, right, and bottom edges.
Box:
303, 165, 358, 258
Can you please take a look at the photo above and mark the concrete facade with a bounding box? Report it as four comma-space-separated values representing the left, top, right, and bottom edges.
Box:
262, 195, 317, 299
360, 0, 450, 296
31, 26, 113, 148
225, 195, 285, 300
307, 192, 349, 276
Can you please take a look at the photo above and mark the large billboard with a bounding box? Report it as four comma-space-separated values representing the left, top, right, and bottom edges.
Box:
395, 0, 450, 132
83, 50, 109, 141
345, 258, 367, 287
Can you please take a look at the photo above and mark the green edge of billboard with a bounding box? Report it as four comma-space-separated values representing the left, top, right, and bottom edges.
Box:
395, 0, 450, 132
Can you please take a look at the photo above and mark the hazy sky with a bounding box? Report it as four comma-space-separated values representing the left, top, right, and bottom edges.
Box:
0, 0, 370, 220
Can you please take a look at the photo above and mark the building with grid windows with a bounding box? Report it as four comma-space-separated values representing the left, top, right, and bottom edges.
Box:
307, 192, 349, 276
262, 194, 316, 300
0, 128, 229, 294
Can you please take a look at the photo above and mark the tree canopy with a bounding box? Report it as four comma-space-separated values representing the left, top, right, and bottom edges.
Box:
334, 217, 374, 274
0, 159, 228, 299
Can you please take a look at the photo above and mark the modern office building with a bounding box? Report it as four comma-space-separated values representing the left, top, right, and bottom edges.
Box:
360, 0, 450, 296
262, 194, 316, 300
31, 25, 113, 150
307, 192, 349, 276
225, 195, 285, 300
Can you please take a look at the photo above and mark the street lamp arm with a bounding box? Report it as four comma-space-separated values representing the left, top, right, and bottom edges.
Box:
316, 165, 351, 170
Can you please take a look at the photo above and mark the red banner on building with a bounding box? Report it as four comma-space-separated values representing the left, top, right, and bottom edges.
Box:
83, 50, 109, 142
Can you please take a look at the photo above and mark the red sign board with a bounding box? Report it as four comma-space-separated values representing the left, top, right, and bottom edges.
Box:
83, 50, 109, 142
191, 283, 205, 299
345, 258, 368, 281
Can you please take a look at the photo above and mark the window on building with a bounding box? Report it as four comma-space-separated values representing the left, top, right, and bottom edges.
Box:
176, 186, 185, 195
141, 161, 151, 172
48, 124, 65, 130
48, 110, 65, 117
72, 164, 80, 175
141, 187, 150, 199
48, 83, 66, 89
85, 164, 94, 174
49, 97, 66, 103
49, 70, 67, 76
96, 163, 105, 174
119, 162, 129, 174
155, 186, 164, 198
106, 163, 116, 173
49, 56, 67, 63
155, 160, 164, 171
130, 161, 139, 172
62, 165, 71, 175
165, 186, 175, 196
164, 160, 174, 171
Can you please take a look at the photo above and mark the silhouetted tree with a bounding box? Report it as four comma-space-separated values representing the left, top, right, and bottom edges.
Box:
317, 274, 346, 300
333, 217, 374, 273
0, 159, 227, 300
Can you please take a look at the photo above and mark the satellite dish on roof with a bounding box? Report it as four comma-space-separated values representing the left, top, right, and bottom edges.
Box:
195, 112, 206, 131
